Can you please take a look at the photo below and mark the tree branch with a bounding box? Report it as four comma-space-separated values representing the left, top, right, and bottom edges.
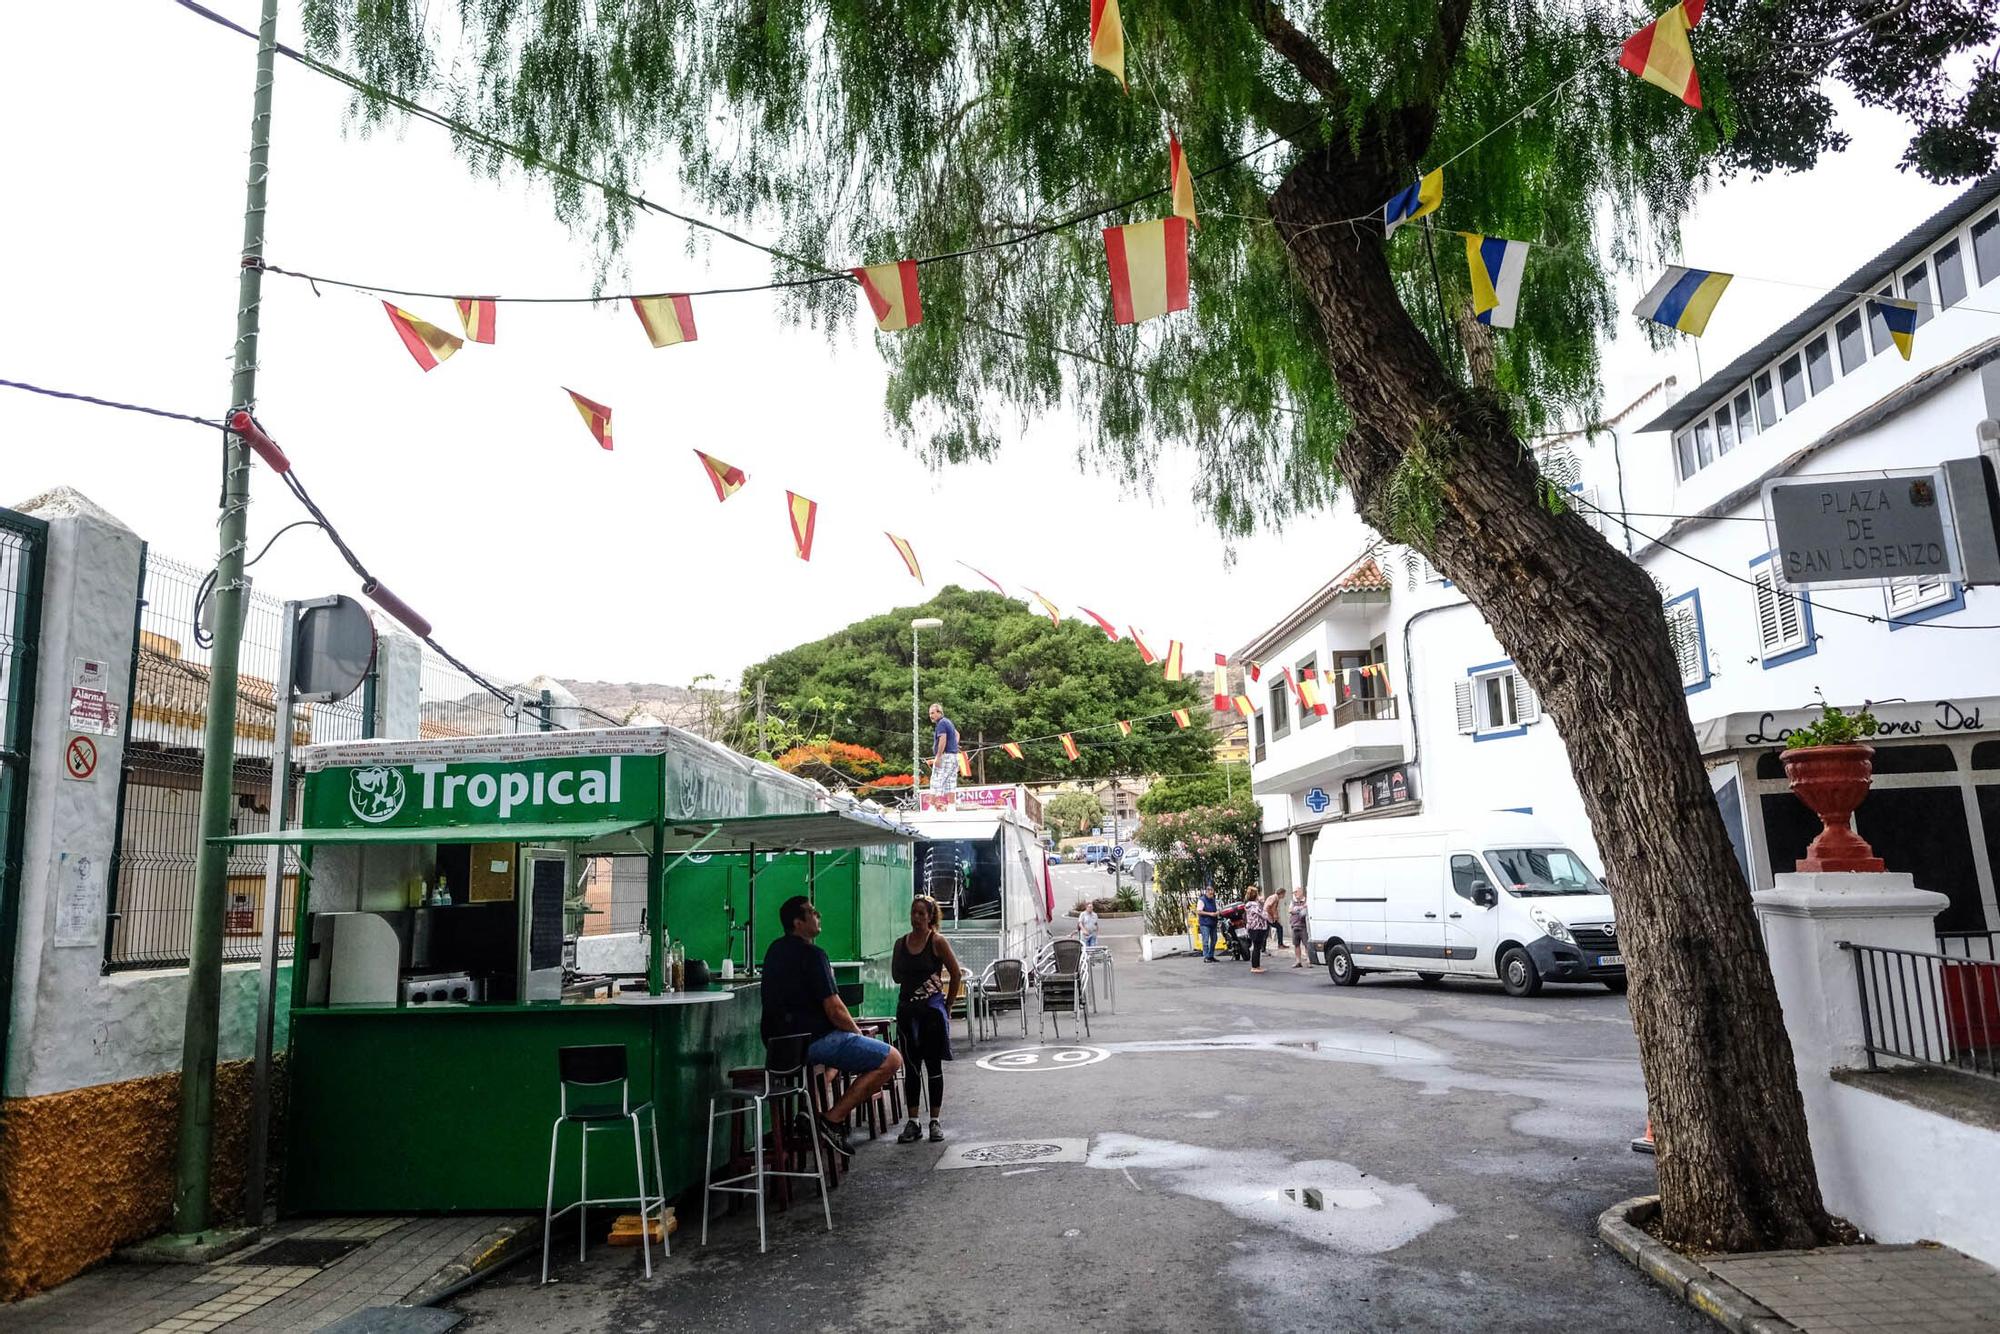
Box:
1398, 0, 1479, 160
1249, 1, 1349, 105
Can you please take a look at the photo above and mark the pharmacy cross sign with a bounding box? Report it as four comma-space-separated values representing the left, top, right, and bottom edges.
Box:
1304, 787, 1331, 814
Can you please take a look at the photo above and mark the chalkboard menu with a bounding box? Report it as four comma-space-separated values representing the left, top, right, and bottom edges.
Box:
528, 857, 566, 970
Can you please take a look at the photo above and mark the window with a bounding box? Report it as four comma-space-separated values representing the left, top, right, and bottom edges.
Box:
1253, 714, 1266, 763
1975, 211, 2000, 286
1868, 286, 1895, 353
1450, 854, 1488, 902
1296, 655, 1321, 729
1675, 431, 1697, 481
1886, 575, 1952, 618
1269, 676, 1291, 739
1714, 404, 1735, 455
1835, 310, 1866, 374
1935, 238, 1967, 308
1732, 388, 1758, 443
1694, 418, 1715, 468
1754, 370, 1779, 430
1804, 334, 1833, 394
1455, 663, 1539, 737
1779, 353, 1807, 412
1752, 560, 1810, 662
1902, 262, 1933, 326
1664, 589, 1708, 691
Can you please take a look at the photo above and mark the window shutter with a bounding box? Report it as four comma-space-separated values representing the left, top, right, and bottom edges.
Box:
1668, 602, 1701, 685
1773, 580, 1804, 649
1510, 673, 1540, 724
1887, 576, 1945, 613
1754, 568, 1787, 653
1454, 680, 1476, 734
1578, 487, 1602, 535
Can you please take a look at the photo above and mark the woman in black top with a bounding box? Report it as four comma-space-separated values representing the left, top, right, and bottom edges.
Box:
893, 895, 965, 1143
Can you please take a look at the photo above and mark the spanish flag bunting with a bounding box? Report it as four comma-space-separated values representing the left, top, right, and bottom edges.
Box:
1382, 169, 1443, 238
1129, 629, 1157, 665
1634, 265, 1732, 337
786, 491, 819, 561
853, 260, 922, 332
958, 751, 972, 779
1171, 709, 1191, 729
1283, 665, 1305, 708
1301, 674, 1329, 717
1248, 661, 1261, 682
1089, 0, 1125, 88
1002, 741, 1025, 760
959, 562, 1007, 594
1027, 589, 1062, 626
1212, 653, 1229, 711
1464, 234, 1529, 329
632, 294, 699, 348
1620, 0, 1704, 109
383, 302, 463, 371
1117, 720, 1133, 737
1162, 640, 1185, 681
1168, 133, 1198, 226
885, 532, 924, 583
1104, 217, 1190, 326
1080, 608, 1120, 640
565, 388, 613, 450
694, 449, 748, 502
454, 298, 496, 344
1233, 695, 1256, 718
1060, 733, 1081, 761
1869, 297, 1918, 360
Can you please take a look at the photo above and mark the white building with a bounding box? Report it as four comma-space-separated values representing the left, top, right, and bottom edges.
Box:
1242, 171, 2000, 936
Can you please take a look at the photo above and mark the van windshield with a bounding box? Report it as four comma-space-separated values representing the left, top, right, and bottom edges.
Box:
1485, 848, 1603, 896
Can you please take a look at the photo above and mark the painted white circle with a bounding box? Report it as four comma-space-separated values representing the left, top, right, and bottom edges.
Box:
975, 1045, 1110, 1073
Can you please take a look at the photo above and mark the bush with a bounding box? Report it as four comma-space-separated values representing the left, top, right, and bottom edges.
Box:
1114, 884, 1140, 913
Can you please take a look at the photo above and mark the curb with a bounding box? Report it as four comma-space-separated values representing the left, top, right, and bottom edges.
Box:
1596, 1197, 1800, 1334
405, 1217, 541, 1307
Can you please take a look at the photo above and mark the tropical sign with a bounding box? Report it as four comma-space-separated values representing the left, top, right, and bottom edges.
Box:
305, 754, 663, 830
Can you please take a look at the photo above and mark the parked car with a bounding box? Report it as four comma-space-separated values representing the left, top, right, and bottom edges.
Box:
1307, 812, 1624, 997
1045, 850, 1063, 865
1080, 843, 1113, 864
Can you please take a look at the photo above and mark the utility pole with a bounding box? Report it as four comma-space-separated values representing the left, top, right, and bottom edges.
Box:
755, 677, 767, 754
976, 729, 986, 784
173, 0, 279, 1241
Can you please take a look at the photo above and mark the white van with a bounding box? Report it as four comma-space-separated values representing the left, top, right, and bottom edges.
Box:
1306, 812, 1623, 996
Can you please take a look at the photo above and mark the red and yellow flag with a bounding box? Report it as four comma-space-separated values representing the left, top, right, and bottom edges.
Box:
853, 260, 923, 332
786, 491, 819, 561
1060, 733, 1080, 761
1079, 608, 1119, 640
1248, 661, 1262, 682
1162, 640, 1185, 681
1301, 673, 1329, 717
454, 299, 496, 344
1117, 720, 1133, 737
1129, 629, 1157, 665
958, 751, 972, 779
1233, 695, 1256, 718
1002, 741, 1024, 760
958, 562, 1006, 594
885, 532, 924, 583
565, 389, 613, 450
1089, 0, 1125, 88
1171, 709, 1191, 729
1169, 134, 1198, 227
632, 294, 698, 348
1620, 0, 1704, 108
1103, 217, 1191, 326
1213, 652, 1229, 710
1027, 589, 1062, 626
694, 449, 748, 502
383, 302, 462, 371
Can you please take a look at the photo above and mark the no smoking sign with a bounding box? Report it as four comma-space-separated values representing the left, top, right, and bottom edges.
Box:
975, 1045, 1109, 1073
64, 734, 99, 781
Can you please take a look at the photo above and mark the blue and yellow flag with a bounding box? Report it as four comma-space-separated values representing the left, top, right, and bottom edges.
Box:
1465, 234, 1530, 329
1383, 169, 1443, 238
1633, 265, 1732, 337
1868, 296, 1919, 361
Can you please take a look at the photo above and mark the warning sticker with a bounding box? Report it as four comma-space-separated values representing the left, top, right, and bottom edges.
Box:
65, 734, 99, 781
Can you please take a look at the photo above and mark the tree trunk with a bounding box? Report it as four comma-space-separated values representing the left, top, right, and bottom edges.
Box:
1270, 146, 1834, 1253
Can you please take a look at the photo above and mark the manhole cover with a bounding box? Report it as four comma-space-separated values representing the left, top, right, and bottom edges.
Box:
961, 1142, 1069, 1164
935, 1137, 1090, 1170
975, 1045, 1109, 1073
238, 1237, 366, 1268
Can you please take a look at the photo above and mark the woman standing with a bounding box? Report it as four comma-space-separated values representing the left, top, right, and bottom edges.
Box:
894, 895, 964, 1143
1289, 885, 1310, 968
1241, 883, 1271, 974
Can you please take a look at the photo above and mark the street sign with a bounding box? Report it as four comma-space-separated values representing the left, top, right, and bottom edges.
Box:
294, 595, 377, 703
1304, 786, 1330, 814
1762, 468, 1962, 590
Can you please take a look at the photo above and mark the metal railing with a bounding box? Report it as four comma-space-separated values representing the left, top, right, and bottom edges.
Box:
1332, 694, 1398, 727
1843, 941, 2000, 1084
1938, 930, 2000, 962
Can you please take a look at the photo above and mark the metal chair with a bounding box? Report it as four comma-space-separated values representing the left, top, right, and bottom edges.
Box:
1086, 944, 1116, 1012
703, 1033, 832, 1253
541, 1044, 668, 1284
1037, 940, 1091, 1039
975, 958, 1030, 1041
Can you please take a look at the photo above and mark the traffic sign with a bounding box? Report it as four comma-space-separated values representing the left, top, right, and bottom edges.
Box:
64, 734, 98, 781
1304, 786, 1331, 814
1763, 468, 1961, 590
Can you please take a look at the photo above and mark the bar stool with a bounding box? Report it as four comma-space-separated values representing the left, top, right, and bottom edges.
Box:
703, 1033, 833, 1253
541, 1045, 668, 1285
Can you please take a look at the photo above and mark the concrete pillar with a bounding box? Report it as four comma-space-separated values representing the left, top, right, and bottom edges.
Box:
371, 631, 422, 740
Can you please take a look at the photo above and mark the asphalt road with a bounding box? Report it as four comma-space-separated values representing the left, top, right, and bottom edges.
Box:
454, 935, 1694, 1334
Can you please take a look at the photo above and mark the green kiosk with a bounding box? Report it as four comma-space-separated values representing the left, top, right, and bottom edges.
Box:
219, 727, 915, 1214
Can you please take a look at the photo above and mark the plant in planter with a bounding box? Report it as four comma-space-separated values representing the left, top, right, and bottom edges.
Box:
1780, 697, 1884, 873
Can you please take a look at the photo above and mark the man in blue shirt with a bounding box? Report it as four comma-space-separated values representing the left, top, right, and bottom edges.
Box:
928, 702, 959, 793
1197, 883, 1220, 962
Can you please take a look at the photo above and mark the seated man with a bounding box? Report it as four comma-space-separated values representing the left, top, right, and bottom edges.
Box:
761, 894, 903, 1157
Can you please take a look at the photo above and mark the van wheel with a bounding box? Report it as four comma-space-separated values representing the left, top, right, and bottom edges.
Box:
1416, 972, 1445, 987
1499, 947, 1542, 998
1327, 944, 1359, 987
1602, 976, 1629, 994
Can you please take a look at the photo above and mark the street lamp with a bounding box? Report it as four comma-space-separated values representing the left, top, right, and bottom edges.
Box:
910, 617, 944, 804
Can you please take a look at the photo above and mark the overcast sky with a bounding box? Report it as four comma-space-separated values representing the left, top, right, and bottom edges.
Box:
0, 3, 1964, 689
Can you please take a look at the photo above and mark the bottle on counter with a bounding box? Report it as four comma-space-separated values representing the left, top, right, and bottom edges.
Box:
670, 942, 685, 994
721, 955, 735, 982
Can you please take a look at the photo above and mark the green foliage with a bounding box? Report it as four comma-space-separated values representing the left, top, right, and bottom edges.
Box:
1787, 696, 1880, 749
1138, 798, 1263, 896
1045, 791, 1107, 838
733, 585, 1211, 779
1114, 883, 1141, 913
1138, 764, 1248, 816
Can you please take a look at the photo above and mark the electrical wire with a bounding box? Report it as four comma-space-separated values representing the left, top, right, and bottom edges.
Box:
0, 376, 224, 428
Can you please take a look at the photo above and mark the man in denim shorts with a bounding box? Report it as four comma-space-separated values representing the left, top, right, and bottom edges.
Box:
761, 895, 903, 1157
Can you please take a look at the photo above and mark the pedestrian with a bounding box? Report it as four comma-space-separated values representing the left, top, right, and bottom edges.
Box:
927, 702, 959, 794
761, 895, 902, 1159
1242, 883, 1271, 973
1077, 902, 1100, 949
893, 895, 963, 1144
1264, 884, 1286, 950
1196, 882, 1220, 962
1289, 885, 1310, 968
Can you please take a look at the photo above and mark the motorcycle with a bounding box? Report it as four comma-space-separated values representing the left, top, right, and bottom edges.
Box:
1187, 902, 1251, 960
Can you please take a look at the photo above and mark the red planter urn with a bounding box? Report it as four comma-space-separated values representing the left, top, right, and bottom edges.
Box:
1779, 743, 1884, 873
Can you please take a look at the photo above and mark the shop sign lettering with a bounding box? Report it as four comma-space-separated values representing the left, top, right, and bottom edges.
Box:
310, 754, 660, 829
1745, 700, 1985, 746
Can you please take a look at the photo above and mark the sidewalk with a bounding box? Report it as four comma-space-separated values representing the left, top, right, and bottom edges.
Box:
9, 1214, 535, 1334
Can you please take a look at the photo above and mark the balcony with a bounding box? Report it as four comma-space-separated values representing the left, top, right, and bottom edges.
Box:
1332, 695, 1397, 728
1253, 695, 1404, 796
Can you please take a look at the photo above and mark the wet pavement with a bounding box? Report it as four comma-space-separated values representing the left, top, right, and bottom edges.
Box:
452, 935, 1698, 1333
